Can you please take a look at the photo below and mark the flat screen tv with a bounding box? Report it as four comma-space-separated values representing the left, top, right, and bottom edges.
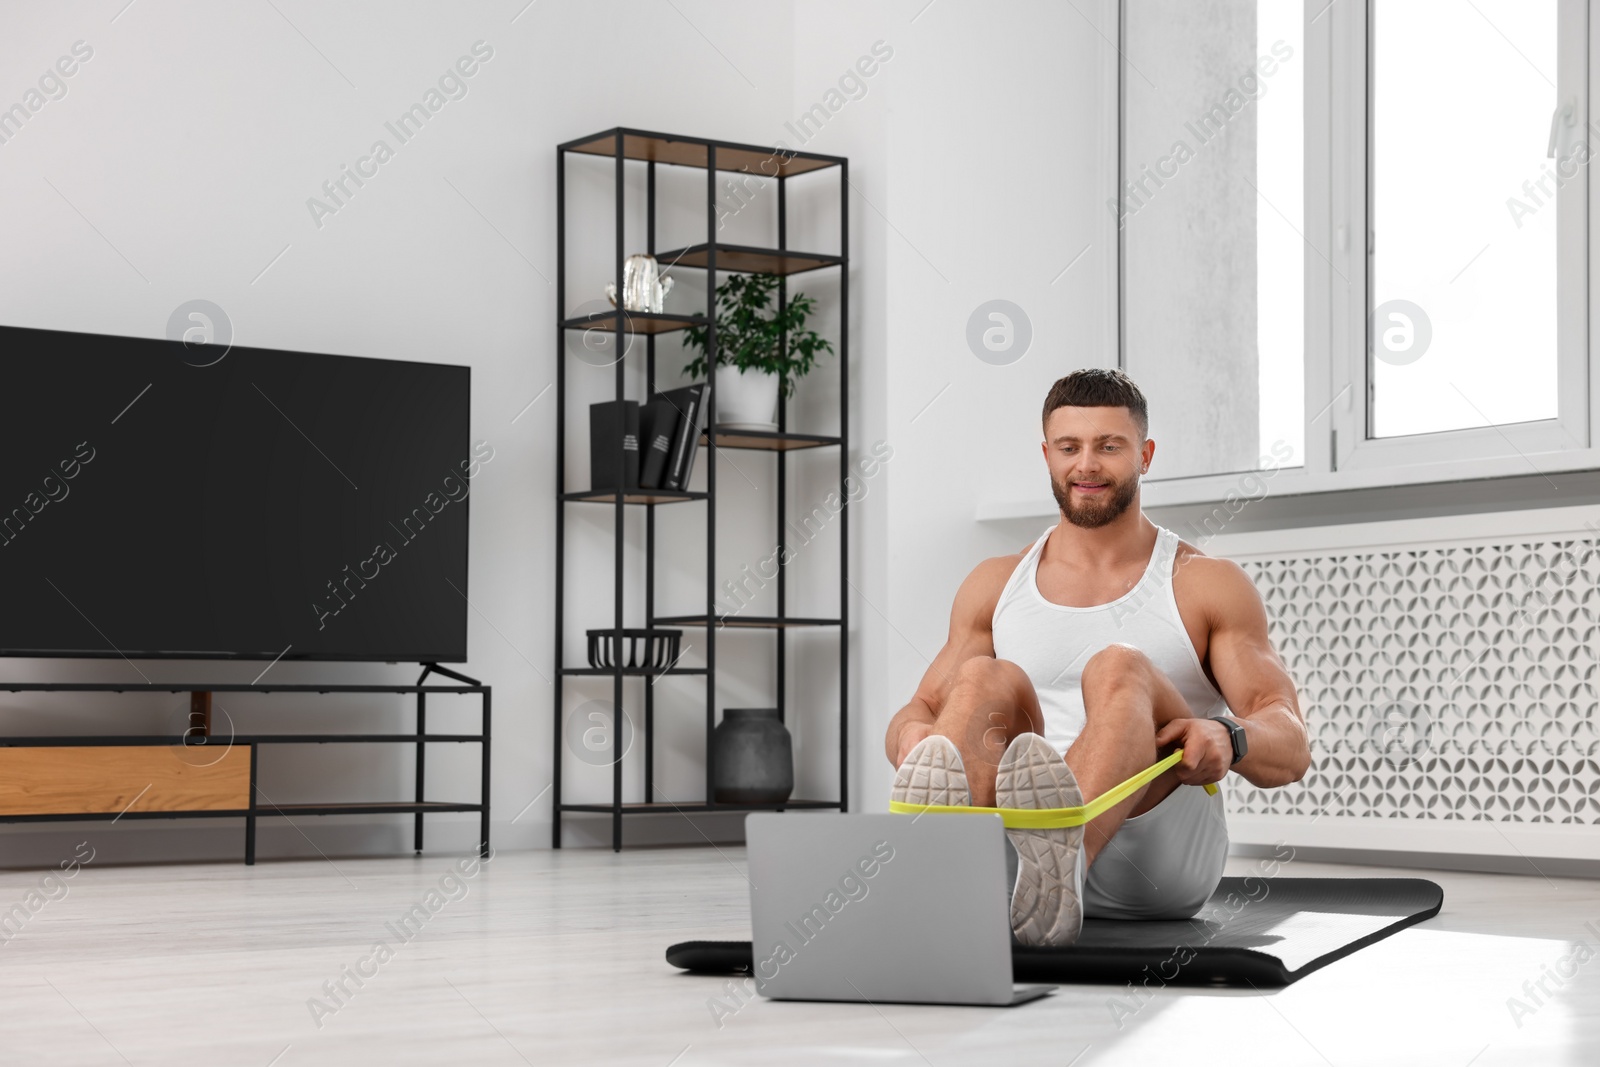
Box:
0, 324, 472, 662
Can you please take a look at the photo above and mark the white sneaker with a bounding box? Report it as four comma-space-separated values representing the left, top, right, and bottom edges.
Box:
998, 733, 1085, 946
891, 734, 970, 810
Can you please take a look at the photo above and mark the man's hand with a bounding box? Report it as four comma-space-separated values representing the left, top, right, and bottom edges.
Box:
1153, 716, 1233, 787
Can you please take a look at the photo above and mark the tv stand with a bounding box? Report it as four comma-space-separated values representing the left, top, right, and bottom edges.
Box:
0, 676, 490, 865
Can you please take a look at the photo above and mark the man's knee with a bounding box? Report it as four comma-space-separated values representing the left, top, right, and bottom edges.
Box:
951, 655, 1034, 695
1081, 643, 1149, 694
953, 655, 1011, 680
948, 657, 1039, 731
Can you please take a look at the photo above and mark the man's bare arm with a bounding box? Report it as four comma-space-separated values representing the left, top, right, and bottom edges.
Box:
883, 556, 1013, 767
1201, 558, 1310, 789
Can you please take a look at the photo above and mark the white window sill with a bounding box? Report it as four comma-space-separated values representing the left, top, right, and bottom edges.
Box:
976, 447, 1600, 525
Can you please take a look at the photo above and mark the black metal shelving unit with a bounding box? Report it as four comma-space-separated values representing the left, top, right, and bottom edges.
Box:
0, 673, 490, 864
553, 128, 849, 851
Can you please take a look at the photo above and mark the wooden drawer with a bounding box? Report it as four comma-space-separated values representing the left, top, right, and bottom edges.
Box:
0, 745, 250, 815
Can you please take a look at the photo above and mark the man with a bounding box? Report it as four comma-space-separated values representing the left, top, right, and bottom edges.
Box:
885, 368, 1309, 946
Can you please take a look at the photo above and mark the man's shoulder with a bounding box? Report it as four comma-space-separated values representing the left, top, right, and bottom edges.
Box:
1171, 534, 1261, 616
952, 549, 1031, 622
1172, 534, 1248, 575
971, 549, 1030, 593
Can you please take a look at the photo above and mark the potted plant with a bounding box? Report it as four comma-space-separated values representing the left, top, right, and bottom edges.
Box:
680, 273, 834, 430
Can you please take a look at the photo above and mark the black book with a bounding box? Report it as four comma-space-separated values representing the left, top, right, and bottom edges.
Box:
638, 396, 678, 490
589, 399, 640, 491
661, 383, 705, 491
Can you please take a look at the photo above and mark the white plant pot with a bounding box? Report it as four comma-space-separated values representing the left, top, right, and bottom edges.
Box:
713, 364, 780, 431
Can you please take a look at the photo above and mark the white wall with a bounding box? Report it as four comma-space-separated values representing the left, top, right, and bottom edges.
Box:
782, 3, 891, 816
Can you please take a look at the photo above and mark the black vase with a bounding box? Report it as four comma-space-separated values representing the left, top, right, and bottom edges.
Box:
711, 708, 794, 805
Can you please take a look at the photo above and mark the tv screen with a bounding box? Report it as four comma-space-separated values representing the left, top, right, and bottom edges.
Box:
0, 324, 472, 662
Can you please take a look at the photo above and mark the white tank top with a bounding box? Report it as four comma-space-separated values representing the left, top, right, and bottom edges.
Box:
991, 523, 1228, 754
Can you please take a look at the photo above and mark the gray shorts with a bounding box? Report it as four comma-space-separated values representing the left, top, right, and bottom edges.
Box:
1005, 781, 1230, 921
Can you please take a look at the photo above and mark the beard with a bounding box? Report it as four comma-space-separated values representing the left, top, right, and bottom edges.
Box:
1051, 470, 1139, 529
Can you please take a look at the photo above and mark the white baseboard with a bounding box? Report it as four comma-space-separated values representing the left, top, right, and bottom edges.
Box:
1228, 813, 1600, 865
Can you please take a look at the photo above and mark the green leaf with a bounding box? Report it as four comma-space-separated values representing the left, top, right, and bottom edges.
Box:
678, 270, 834, 395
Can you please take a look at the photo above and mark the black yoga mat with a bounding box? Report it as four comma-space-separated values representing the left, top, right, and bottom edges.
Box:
666, 877, 1443, 988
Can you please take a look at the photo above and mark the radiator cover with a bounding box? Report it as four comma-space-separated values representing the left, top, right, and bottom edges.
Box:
1203, 506, 1600, 862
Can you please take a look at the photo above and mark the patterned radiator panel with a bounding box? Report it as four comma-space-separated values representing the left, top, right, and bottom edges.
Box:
1223, 536, 1600, 824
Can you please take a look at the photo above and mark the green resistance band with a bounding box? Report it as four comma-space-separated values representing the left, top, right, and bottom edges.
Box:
887, 747, 1220, 829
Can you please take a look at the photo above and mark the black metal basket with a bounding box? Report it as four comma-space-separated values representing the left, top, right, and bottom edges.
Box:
586, 628, 683, 671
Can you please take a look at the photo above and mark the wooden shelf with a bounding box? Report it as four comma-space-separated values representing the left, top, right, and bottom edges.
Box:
701, 428, 840, 451
0, 734, 477, 746
257, 801, 483, 816
562, 310, 706, 335
561, 666, 707, 676
652, 614, 841, 629
559, 799, 842, 814
0, 745, 249, 816
656, 244, 842, 276
561, 128, 841, 177
564, 489, 706, 505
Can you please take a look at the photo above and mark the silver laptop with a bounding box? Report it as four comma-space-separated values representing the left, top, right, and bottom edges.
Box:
744, 812, 1055, 1007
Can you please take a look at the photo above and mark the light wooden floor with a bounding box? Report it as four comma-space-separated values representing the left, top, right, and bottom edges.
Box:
0, 844, 1596, 1066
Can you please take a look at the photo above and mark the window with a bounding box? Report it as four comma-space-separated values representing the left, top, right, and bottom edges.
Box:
1369, 0, 1564, 439
1116, 0, 1593, 506
1331, 0, 1587, 477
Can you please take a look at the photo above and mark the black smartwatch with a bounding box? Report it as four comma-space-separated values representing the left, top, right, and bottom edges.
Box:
1215, 714, 1247, 765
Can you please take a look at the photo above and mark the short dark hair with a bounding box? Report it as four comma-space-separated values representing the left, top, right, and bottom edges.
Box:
1041, 368, 1148, 441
